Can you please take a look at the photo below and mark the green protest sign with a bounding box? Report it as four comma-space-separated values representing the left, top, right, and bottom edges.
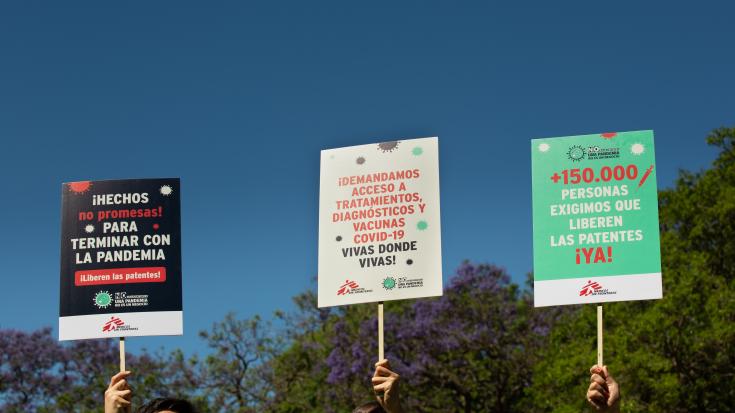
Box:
532, 130, 662, 307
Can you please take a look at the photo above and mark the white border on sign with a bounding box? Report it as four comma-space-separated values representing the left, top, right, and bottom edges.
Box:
59, 311, 183, 341
534, 273, 662, 307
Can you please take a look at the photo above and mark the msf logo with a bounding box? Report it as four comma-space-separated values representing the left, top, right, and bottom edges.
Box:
337, 280, 359, 296
579, 280, 603, 296
102, 316, 125, 332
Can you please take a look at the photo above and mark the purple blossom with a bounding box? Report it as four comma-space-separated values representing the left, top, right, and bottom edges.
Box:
325, 262, 563, 411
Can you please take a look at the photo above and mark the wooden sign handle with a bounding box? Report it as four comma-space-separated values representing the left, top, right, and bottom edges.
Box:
378, 302, 384, 361
597, 305, 603, 367
119, 337, 126, 372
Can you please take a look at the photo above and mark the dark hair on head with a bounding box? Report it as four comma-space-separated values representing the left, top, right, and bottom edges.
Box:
352, 401, 386, 413
136, 398, 197, 413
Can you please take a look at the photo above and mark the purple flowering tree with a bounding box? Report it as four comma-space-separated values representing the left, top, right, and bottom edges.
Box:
324, 262, 567, 413
1, 263, 567, 413
0, 327, 207, 413
0, 327, 66, 412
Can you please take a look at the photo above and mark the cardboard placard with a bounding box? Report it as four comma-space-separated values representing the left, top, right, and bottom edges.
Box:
318, 137, 443, 307
59, 178, 182, 340
532, 131, 662, 307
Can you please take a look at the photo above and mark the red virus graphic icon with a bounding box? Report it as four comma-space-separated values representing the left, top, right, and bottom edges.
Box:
337, 280, 359, 296
600, 132, 617, 139
102, 317, 125, 332
579, 280, 603, 296
68, 181, 92, 194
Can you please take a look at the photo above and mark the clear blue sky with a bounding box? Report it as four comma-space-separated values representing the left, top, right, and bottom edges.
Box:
1, 1, 732, 356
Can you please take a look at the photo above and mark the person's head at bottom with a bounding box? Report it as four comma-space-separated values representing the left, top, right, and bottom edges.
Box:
136, 398, 196, 413
105, 371, 197, 413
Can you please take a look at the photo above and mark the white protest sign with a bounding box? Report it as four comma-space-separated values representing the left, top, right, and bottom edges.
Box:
318, 137, 442, 307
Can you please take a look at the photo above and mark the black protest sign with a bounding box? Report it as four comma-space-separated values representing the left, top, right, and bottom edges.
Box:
59, 178, 182, 340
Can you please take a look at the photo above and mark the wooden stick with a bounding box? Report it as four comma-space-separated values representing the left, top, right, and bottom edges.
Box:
597, 305, 603, 367
119, 337, 126, 372
378, 302, 384, 361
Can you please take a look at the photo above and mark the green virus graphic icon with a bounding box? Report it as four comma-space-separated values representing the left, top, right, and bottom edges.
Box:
417, 220, 428, 231
93, 291, 113, 309
567, 145, 586, 162
412, 146, 423, 156
382, 277, 396, 290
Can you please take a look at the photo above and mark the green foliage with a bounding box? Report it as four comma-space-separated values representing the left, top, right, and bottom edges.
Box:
266, 290, 334, 412
196, 312, 281, 413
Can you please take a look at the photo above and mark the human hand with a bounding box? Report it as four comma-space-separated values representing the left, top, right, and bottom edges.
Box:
372, 359, 403, 413
586, 365, 620, 412
105, 371, 132, 413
